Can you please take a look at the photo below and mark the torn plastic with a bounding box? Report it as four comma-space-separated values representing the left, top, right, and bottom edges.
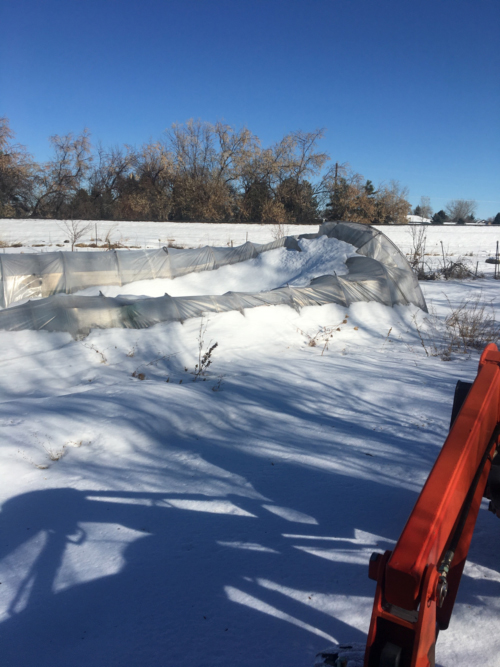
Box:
0, 237, 300, 309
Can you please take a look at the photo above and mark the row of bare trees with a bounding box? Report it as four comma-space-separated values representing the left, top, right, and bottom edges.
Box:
0, 117, 411, 224
412, 195, 490, 224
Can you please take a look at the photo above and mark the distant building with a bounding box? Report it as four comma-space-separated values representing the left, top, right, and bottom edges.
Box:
407, 215, 431, 224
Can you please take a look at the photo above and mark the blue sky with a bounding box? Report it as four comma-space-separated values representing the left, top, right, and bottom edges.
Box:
1, 0, 499, 217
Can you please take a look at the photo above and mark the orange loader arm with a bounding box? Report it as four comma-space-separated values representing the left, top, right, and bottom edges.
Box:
363, 343, 500, 667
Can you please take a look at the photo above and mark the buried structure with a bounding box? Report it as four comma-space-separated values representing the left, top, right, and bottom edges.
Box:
0, 222, 427, 337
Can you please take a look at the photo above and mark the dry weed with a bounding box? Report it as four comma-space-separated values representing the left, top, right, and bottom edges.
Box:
165, 238, 184, 249
82, 342, 107, 364
271, 222, 289, 241
412, 293, 500, 360
407, 225, 427, 274
300, 315, 350, 355
442, 296, 499, 354
43, 445, 66, 461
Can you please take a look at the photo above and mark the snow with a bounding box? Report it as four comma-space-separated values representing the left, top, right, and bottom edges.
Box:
376, 224, 500, 279
72, 235, 357, 300
1, 220, 500, 667
0, 219, 315, 253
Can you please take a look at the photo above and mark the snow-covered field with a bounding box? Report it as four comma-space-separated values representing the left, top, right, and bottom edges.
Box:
0, 219, 315, 252
1, 220, 500, 667
1, 218, 498, 279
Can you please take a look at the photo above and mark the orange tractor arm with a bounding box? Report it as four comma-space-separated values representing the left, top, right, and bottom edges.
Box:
362, 343, 500, 667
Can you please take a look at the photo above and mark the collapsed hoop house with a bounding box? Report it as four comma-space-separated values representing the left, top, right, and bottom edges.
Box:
0, 222, 426, 337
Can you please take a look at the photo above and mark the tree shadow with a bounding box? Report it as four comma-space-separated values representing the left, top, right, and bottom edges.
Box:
0, 460, 417, 667
0, 323, 498, 667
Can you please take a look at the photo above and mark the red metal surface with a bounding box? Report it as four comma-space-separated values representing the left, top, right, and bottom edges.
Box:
364, 343, 500, 667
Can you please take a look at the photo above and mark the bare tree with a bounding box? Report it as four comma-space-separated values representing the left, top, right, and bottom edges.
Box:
212, 121, 258, 186
0, 117, 35, 217
322, 168, 410, 225
322, 167, 376, 224
419, 196, 433, 219
59, 219, 92, 251
0, 117, 417, 226
240, 128, 327, 222
373, 181, 411, 225
32, 129, 92, 218
445, 199, 477, 221
119, 141, 174, 221
87, 143, 135, 218
165, 119, 240, 221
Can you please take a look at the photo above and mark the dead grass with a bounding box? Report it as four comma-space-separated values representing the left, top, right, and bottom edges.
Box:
299, 315, 350, 355
165, 238, 184, 249
18, 437, 87, 470
131, 352, 176, 381
407, 228, 482, 280
413, 293, 500, 360
442, 296, 499, 354
43, 445, 66, 461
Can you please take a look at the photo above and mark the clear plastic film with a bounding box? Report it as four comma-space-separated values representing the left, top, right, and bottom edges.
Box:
0, 224, 427, 336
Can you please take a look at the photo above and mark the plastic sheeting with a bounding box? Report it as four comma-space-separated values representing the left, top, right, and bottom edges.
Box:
316, 221, 428, 312
0, 222, 427, 336
0, 237, 299, 309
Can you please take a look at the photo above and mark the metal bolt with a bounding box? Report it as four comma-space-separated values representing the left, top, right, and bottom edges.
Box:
437, 576, 448, 607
